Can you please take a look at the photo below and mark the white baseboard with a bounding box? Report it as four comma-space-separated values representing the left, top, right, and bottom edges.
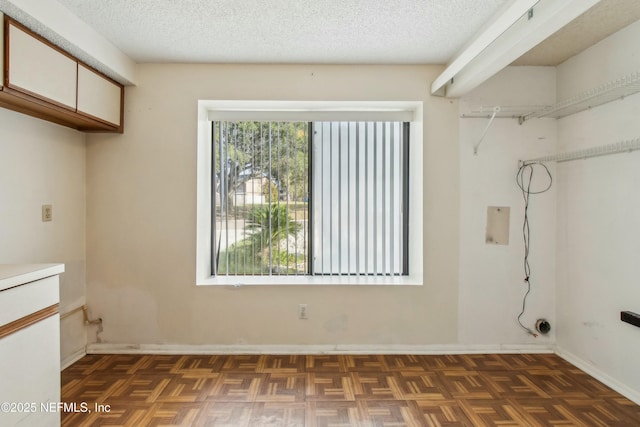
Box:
86, 343, 554, 355
61, 347, 86, 370
555, 346, 640, 406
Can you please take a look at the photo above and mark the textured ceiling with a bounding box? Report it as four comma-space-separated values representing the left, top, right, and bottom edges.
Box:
54, 0, 509, 64
5, 0, 638, 84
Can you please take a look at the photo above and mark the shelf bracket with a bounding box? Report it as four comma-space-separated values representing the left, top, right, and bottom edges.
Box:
473, 106, 500, 155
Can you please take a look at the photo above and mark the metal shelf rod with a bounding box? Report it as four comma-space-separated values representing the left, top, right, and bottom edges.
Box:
521, 138, 640, 165
523, 71, 640, 121
463, 71, 640, 124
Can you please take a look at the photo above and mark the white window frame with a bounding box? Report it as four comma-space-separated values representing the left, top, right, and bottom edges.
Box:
196, 100, 423, 286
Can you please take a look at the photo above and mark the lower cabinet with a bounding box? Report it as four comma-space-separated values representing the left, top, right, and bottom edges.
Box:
0, 266, 63, 427
0, 316, 60, 426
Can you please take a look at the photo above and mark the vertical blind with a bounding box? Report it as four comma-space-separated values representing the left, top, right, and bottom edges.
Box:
212, 120, 409, 276
212, 121, 309, 276
312, 121, 408, 276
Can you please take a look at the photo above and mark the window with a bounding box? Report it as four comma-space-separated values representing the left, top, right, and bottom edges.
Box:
196, 101, 423, 286
212, 120, 409, 277
212, 121, 310, 276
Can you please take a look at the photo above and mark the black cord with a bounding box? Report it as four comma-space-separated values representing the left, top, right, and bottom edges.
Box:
516, 162, 552, 337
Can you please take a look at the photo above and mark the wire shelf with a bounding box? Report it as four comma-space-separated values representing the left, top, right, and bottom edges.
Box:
461, 105, 549, 119
461, 71, 640, 122
522, 71, 640, 121
462, 71, 640, 156
521, 138, 640, 164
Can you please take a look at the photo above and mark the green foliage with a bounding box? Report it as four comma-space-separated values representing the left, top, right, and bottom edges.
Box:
216, 203, 305, 275
214, 121, 309, 201
262, 180, 279, 202
216, 241, 269, 275
272, 250, 306, 267
246, 203, 301, 251
214, 121, 310, 274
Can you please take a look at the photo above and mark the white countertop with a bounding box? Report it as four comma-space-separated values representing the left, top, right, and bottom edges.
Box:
0, 264, 65, 292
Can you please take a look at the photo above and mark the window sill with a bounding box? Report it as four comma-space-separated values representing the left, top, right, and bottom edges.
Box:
196, 275, 423, 287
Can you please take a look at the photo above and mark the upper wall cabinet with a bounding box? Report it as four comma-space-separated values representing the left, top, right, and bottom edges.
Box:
0, 16, 124, 133
77, 64, 122, 127
8, 22, 77, 110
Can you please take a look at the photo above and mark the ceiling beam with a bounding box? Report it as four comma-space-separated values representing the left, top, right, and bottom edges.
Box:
431, 0, 601, 98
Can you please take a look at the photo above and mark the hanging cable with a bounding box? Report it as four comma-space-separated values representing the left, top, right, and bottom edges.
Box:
515, 162, 552, 337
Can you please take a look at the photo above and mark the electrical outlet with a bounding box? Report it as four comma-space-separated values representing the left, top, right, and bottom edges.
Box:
298, 304, 308, 319
42, 204, 52, 222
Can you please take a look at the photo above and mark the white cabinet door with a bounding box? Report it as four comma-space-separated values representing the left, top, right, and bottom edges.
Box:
77, 64, 122, 126
0, 316, 61, 427
8, 22, 77, 109
0, 276, 59, 325
0, 273, 60, 427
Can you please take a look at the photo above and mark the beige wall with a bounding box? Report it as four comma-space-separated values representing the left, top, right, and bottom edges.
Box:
86, 64, 461, 346
555, 20, 640, 401
458, 66, 558, 345
0, 107, 86, 365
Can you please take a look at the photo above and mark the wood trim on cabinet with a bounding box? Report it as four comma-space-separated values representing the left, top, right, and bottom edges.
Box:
6, 81, 77, 113
6, 17, 78, 62
5, 17, 78, 111
76, 63, 124, 131
0, 303, 59, 340
1, 14, 124, 133
3, 15, 8, 87
0, 87, 118, 131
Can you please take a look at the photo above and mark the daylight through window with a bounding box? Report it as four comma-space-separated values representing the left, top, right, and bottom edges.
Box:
212, 120, 409, 277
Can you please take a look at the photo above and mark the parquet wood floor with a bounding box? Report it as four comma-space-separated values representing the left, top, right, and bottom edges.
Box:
61, 353, 640, 426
